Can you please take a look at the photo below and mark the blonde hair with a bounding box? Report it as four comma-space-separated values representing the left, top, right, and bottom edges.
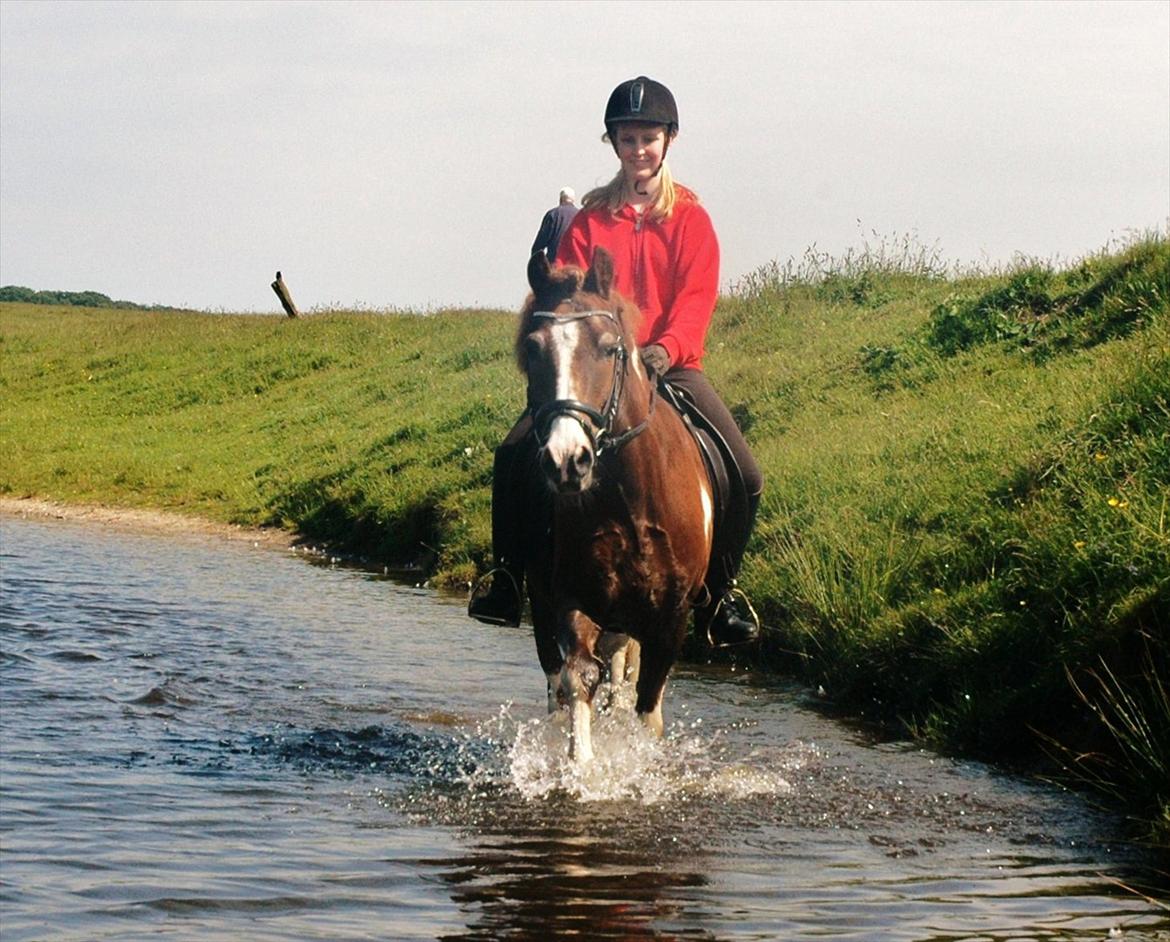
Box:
581, 137, 682, 223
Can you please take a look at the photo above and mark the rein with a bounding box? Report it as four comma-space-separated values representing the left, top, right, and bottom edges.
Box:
529, 309, 656, 456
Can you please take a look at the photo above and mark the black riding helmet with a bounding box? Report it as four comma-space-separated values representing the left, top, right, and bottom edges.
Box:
604, 76, 678, 139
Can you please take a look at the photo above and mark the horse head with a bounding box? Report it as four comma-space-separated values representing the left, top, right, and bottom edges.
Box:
519, 249, 649, 494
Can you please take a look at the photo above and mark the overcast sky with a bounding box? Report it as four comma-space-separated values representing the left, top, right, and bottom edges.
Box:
1, 0, 1167, 313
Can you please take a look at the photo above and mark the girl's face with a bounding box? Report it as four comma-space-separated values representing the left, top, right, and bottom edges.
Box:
614, 122, 669, 187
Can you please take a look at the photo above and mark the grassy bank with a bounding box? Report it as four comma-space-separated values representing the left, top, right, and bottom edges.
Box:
2, 234, 1167, 840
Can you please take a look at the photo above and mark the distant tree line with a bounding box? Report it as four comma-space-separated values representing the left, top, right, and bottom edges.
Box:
0, 285, 178, 311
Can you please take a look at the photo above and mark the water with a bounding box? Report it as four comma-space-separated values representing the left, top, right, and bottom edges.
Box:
1, 515, 1166, 941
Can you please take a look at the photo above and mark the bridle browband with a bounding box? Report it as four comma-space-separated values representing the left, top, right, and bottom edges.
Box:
529, 308, 655, 456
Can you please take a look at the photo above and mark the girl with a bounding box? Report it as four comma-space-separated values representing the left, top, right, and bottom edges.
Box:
470, 76, 763, 646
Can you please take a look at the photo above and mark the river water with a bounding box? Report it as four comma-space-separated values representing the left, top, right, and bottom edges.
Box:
1, 515, 1166, 941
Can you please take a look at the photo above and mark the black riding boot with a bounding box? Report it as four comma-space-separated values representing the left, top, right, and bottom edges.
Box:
701, 590, 760, 646
699, 492, 762, 647
468, 563, 524, 627
468, 433, 528, 627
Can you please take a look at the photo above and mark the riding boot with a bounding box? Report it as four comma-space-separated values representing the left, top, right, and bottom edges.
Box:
702, 591, 760, 647
699, 491, 762, 647
468, 434, 528, 628
467, 562, 524, 627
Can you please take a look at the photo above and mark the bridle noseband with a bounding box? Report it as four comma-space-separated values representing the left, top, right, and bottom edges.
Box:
529, 308, 654, 456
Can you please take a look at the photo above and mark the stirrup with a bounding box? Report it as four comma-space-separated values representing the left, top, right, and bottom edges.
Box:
467, 566, 523, 627
705, 585, 761, 648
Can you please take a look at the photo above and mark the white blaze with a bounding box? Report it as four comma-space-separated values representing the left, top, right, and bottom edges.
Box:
544, 321, 592, 464
551, 321, 579, 401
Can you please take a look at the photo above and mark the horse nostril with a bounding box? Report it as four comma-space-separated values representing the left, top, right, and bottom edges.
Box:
575, 448, 594, 477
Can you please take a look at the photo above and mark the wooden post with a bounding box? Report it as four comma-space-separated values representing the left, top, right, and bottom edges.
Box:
271, 271, 300, 318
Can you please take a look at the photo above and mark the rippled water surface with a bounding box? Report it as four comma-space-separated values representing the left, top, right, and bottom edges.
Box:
1, 515, 1167, 941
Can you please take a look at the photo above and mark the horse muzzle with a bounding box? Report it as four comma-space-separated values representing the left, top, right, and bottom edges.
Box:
539, 416, 597, 493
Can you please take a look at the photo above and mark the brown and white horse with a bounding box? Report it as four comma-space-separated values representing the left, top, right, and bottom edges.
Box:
517, 248, 714, 762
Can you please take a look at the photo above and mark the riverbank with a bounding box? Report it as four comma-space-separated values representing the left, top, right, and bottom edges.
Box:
0, 496, 300, 548
3, 233, 1167, 841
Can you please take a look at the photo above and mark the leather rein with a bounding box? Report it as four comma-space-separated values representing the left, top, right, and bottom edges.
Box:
529, 309, 656, 456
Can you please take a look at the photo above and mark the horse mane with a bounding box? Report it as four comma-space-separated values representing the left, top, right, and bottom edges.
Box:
515, 262, 644, 373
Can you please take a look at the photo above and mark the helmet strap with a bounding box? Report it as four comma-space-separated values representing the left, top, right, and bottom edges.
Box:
653, 136, 672, 178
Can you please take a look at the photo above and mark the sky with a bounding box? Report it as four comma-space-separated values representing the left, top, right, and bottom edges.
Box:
1, 0, 1167, 313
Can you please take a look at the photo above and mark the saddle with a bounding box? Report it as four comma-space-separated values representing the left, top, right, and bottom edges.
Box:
658, 379, 750, 603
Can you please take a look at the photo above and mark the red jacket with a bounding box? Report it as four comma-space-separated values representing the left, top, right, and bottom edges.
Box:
557, 185, 719, 370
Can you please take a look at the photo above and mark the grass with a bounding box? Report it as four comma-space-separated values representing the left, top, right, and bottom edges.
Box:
0, 305, 522, 575
2, 231, 1167, 840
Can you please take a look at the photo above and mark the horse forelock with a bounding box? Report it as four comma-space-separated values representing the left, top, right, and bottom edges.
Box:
516, 266, 584, 371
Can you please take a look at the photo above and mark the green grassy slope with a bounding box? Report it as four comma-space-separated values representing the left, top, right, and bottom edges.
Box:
2, 235, 1166, 836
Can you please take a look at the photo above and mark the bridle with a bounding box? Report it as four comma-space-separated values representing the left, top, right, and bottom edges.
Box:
529, 309, 655, 456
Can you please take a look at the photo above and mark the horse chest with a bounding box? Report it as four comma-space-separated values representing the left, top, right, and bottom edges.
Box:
557, 518, 687, 610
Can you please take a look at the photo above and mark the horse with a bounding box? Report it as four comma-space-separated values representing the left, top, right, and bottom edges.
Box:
516, 247, 715, 762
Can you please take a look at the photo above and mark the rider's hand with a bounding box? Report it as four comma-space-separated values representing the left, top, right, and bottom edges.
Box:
640, 344, 671, 377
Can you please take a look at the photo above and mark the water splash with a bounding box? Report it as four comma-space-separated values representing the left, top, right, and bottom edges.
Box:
458, 683, 798, 805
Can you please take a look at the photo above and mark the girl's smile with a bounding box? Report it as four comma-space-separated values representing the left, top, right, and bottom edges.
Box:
615, 123, 670, 193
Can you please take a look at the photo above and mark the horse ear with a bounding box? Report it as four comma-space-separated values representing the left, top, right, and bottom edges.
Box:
583, 247, 614, 299
528, 251, 553, 294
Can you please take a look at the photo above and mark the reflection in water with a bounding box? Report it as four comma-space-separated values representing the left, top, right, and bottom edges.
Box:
1, 514, 1167, 942
394, 701, 725, 940
430, 825, 711, 942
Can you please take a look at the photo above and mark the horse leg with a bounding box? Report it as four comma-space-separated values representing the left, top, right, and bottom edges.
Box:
529, 592, 562, 715
609, 645, 627, 689
590, 634, 639, 715
595, 632, 635, 685
633, 633, 679, 739
606, 636, 640, 699
622, 638, 641, 686
558, 609, 603, 763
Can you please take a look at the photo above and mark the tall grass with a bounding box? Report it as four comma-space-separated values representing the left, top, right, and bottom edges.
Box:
3, 231, 1167, 837
1060, 631, 1170, 839
714, 230, 1168, 839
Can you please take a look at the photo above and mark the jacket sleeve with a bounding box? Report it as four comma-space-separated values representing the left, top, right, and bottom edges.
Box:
655, 204, 720, 368
531, 211, 554, 257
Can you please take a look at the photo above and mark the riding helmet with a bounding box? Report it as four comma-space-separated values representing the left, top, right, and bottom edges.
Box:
604, 76, 678, 136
